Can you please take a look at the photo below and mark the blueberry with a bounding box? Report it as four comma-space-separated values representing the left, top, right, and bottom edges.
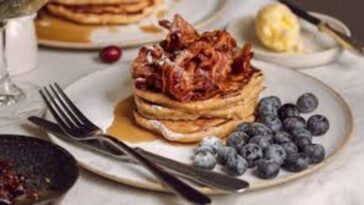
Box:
249, 135, 273, 150
291, 128, 313, 140
195, 145, 215, 154
307, 115, 330, 136
296, 93, 319, 113
257, 96, 282, 117
226, 132, 249, 150
246, 123, 273, 138
199, 135, 223, 154
239, 143, 263, 168
281, 142, 298, 159
278, 103, 300, 121
257, 158, 280, 179
273, 131, 292, 144
283, 116, 306, 132
217, 146, 237, 165
264, 144, 287, 165
303, 144, 326, 164
225, 154, 248, 176
192, 151, 217, 170
260, 115, 282, 132
283, 153, 310, 172
235, 122, 252, 133
291, 128, 312, 149
294, 136, 312, 150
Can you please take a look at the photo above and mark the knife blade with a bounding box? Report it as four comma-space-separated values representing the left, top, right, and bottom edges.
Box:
279, 0, 364, 56
28, 116, 250, 193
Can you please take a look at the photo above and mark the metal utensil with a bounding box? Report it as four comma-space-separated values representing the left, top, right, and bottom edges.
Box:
39, 83, 211, 205
28, 115, 250, 193
279, 0, 364, 56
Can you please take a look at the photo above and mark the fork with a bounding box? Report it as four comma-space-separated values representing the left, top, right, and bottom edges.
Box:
40, 83, 211, 205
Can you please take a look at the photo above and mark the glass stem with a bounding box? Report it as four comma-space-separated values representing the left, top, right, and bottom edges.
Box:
0, 20, 25, 105
0, 21, 9, 82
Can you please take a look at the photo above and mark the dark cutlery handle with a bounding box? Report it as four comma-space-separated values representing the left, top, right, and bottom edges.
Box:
97, 134, 249, 192
135, 148, 249, 193
98, 134, 211, 205
28, 116, 247, 193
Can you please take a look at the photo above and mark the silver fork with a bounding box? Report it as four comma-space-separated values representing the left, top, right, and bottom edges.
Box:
39, 83, 211, 205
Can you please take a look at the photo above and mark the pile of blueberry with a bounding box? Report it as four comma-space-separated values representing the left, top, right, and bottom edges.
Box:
192, 93, 330, 179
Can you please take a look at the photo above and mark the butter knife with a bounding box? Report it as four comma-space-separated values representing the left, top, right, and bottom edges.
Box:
279, 0, 364, 56
28, 116, 249, 193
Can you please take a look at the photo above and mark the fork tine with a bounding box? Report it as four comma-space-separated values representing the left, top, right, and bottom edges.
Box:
43, 86, 77, 131
49, 84, 82, 127
54, 83, 95, 126
39, 89, 73, 133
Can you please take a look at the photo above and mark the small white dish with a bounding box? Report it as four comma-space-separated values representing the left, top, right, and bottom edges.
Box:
46, 61, 353, 194
227, 12, 351, 69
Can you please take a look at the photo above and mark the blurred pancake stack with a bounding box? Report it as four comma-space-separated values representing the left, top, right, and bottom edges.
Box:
131, 15, 264, 143
45, 0, 163, 24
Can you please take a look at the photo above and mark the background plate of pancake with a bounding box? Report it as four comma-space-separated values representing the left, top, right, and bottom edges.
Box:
35, 0, 227, 49
46, 60, 352, 194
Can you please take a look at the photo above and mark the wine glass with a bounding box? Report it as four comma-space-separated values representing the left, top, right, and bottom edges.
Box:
0, 0, 48, 125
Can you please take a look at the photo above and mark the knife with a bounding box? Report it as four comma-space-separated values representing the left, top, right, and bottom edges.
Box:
28, 116, 250, 193
279, 0, 364, 56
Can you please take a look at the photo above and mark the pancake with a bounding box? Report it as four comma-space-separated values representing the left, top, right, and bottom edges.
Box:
51, 0, 142, 6
134, 111, 255, 143
46, 0, 162, 24
134, 85, 262, 120
134, 71, 264, 113
136, 113, 228, 133
57, 0, 153, 14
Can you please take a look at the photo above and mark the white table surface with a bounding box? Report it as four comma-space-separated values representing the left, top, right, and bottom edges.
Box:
5, 0, 364, 204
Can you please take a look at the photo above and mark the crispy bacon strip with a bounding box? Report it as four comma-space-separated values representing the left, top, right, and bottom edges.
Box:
131, 14, 257, 102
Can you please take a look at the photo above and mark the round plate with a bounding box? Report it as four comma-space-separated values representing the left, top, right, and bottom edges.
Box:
47, 61, 353, 194
227, 13, 350, 69
36, 0, 226, 49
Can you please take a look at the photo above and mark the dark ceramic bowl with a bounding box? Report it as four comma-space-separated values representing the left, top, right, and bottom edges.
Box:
0, 134, 79, 205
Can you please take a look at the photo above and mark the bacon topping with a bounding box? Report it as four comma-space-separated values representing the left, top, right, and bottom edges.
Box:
132, 14, 258, 102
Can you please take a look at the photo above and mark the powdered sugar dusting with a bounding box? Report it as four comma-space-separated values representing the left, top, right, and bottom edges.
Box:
148, 120, 183, 140
151, 105, 163, 111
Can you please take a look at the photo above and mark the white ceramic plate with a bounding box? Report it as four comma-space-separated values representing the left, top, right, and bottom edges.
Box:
227, 13, 350, 69
47, 61, 353, 194
37, 0, 226, 49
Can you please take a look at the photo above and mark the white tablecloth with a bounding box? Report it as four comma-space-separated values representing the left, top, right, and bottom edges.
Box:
6, 0, 364, 204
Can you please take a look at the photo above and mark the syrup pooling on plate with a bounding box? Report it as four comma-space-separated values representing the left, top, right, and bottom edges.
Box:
107, 96, 159, 143
36, 14, 95, 43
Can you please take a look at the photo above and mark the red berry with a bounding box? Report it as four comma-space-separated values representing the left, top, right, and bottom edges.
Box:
99, 46, 122, 63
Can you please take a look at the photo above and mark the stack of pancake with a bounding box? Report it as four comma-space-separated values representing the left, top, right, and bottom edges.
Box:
45, 0, 163, 24
133, 75, 263, 143
131, 15, 264, 143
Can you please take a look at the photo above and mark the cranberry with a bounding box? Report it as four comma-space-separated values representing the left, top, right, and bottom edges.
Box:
99, 46, 122, 63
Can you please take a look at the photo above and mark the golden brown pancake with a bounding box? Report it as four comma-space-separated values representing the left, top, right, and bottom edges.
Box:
134, 71, 264, 113
134, 111, 255, 143
56, 0, 153, 14
134, 86, 261, 121
46, 0, 162, 24
51, 0, 142, 6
